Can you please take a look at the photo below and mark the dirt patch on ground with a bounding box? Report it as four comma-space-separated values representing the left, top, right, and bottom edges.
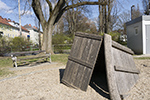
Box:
0, 59, 150, 100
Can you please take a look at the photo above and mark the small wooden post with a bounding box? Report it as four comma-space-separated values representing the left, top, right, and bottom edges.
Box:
11, 55, 18, 67
49, 53, 51, 63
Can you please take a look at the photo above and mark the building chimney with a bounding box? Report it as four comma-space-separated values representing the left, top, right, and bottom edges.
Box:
8, 18, 11, 22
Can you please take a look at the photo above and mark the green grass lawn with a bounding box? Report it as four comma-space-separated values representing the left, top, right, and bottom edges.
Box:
51, 54, 68, 65
0, 54, 69, 77
0, 57, 13, 76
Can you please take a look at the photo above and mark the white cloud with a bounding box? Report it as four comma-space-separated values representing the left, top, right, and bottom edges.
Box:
0, 0, 13, 14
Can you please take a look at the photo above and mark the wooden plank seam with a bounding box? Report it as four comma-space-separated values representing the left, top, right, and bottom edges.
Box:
68, 56, 93, 69
75, 32, 102, 41
112, 41, 134, 55
114, 66, 140, 74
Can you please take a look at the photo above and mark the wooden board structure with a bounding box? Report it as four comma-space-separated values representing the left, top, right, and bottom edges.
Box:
104, 34, 139, 100
62, 32, 103, 91
62, 33, 139, 100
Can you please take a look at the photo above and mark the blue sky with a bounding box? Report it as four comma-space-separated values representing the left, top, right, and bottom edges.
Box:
0, 0, 144, 27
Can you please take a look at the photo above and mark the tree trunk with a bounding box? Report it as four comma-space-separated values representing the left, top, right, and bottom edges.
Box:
42, 27, 48, 51
42, 24, 54, 54
32, 0, 107, 53
46, 25, 54, 53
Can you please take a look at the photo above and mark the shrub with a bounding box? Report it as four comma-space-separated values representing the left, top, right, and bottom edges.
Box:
0, 36, 12, 55
52, 33, 73, 44
11, 37, 32, 52
99, 32, 127, 46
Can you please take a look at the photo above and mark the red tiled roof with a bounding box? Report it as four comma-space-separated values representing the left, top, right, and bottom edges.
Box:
0, 16, 29, 32
0, 16, 11, 26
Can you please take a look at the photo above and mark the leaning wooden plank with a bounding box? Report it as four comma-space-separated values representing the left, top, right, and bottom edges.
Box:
62, 32, 102, 91
75, 32, 102, 40
68, 56, 93, 69
114, 65, 140, 74
112, 48, 130, 95
104, 34, 121, 100
112, 41, 134, 55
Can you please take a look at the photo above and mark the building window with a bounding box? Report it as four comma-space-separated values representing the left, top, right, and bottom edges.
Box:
134, 27, 138, 35
8, 34, 9, 37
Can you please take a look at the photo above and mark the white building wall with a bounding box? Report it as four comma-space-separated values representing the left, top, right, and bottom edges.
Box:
29, 29, 39, 44
142, 20, 150, 54
0, 24, 29, 38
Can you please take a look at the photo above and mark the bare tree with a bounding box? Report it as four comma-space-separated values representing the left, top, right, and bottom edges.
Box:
31, 0, 107, 53
132, 4, 142, 19
143, 0, 150, 15
98, 0, 114, 33
116, 11, 130, 34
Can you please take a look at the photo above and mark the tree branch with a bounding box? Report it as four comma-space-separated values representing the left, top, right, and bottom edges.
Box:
53, 1, 107, 25
32, 0, 47, 29
45, 0, 53, 13
64, 1, 107, 11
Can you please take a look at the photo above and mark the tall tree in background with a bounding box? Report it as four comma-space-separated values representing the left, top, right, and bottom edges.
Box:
98, 0, 113, 33
31, 0, 106, 53
132, 4, 142, 19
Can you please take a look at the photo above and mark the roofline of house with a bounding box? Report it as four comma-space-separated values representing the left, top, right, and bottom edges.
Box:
0, 16, 29, 33
126, 15, 150, 26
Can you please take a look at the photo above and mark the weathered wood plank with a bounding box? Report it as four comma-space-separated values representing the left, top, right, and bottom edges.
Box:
112, 41, 134, 55
10, 50, 45, 56
114, 66, 140, 74
75, 32, 102, 41
75, 39, 93, 91
112, 48, 128, 95
80, 68, 92, 91
68, 37, 85, 85
64, 36, 84, 86
104, 34, 121, 100
62, 33, 102, 91
18, 56, 49, 61
113, 48, 135, 95
68, 56, 93, 69
88, 40, 103, 64
62, 60, 73, 83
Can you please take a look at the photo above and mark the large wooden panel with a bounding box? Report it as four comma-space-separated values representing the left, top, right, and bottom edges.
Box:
62, 32, 103, 91
104, 34, 139, 100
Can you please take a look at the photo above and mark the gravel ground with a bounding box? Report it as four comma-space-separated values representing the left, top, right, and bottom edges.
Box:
0, 59, 150, 100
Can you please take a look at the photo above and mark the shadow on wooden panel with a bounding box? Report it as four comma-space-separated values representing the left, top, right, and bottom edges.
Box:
90, 41, 110, 99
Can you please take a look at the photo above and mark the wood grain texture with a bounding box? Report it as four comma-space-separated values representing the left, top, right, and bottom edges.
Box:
62, 32, 102, 91
75, 32, 102, 41
112, 47, 139, 95
114, 65, 140, 74
112, 41, 134, 55
104, 34, 121, 100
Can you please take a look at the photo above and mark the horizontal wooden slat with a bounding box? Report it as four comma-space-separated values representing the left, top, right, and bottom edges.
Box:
10, 50, 45, 56
18, 55, 49, 61
114, 66, 140, 74
68, 56, 93, 69
61, 79, 78, 89
75, 32, 102, 41
112, 41, 134, 55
